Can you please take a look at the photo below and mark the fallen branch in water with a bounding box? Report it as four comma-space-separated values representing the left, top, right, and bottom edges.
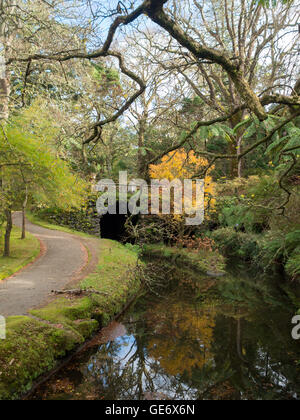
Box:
52, 289, 109, 297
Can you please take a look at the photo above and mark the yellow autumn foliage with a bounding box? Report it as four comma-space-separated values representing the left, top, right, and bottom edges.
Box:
149, 149, 216, 216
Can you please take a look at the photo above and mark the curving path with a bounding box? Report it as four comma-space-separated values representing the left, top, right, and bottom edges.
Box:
0, 213, 99, 317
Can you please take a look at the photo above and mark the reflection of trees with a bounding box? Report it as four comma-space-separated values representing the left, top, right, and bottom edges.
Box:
146, 300, 216, 376
204, 275, 300, 400
83, 338, 140, 399
74, 330, 200, 400
70, 297, 218, 400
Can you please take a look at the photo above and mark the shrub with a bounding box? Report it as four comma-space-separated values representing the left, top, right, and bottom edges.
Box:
211, 227, 261, 262
286, 248, 300, 280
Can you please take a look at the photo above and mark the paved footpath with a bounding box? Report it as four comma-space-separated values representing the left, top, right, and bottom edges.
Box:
0, 213, 99, 317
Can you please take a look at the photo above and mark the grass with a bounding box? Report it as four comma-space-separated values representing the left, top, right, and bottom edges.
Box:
0, 239, 141, 400
26, 212, 96, 239
0, 227, 40, 281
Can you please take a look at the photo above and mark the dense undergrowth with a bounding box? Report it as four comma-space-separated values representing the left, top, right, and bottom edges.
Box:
209, 175, 300, 282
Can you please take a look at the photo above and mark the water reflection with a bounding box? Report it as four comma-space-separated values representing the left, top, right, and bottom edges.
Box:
30, 274, 300, 400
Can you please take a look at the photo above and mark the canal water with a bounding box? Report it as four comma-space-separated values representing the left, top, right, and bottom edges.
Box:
29, 270, 300, 400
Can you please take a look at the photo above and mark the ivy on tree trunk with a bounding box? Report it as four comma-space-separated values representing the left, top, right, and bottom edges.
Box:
4, 208, 12, 257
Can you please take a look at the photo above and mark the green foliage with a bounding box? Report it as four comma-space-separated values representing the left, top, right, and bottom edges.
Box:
285, 248, 300, 279
218, 199, 259, 232
216, 177, 275, 233
207, 115, 300, 178
238, 115, 300, 165
261, 229, 300, 280
214, 173, 300, 280
91, 63, 120, 86
181, 96, 204, 114
0, 106, 86, 216
285, 230, 300, 253
266, 121, 300, 160
0, 316, 79, 400
143, 243, 226, 275
211, 228, 261, 262
124, 243, 142, 256
257, 0, 294, 5
211, 225, 300, 280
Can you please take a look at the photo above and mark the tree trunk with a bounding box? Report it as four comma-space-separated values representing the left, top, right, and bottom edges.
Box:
4, 208, 12, 257
21, 188, 28, 239
0, 55, 10, 121
229, 141, 239, 179
21, 207, 26, 240
237, 136, 243, 178
138, 117, 147, 178
1, 10, 14, 257
230, 111, 245, 179
0, 1, 15, 122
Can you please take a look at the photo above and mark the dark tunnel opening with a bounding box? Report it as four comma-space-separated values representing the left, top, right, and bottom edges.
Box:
99, 201, 139, 242
100, 213, 128, 241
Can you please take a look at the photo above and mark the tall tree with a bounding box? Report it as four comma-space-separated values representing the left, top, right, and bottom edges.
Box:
1, 0, 299, 206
